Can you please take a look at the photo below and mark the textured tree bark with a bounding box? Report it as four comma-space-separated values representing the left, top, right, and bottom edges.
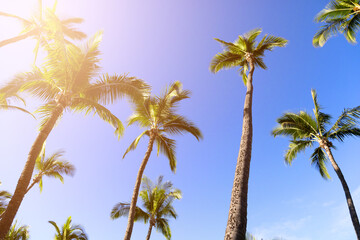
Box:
123, 133, 155, 240
0, 103, 64, 239
224, 60, 254, 240
324, 145, 360, 240
0, 29, 38, 48
145, 224, 153, 240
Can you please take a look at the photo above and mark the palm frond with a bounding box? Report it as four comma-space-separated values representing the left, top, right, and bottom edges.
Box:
155, 134, 177, 172
285, 140, 313, 164
311, 147, 331, 179
123, 130, 149, 158
70, 97, 124, 138
162, 115, 203, 140
209, 51, 244, 73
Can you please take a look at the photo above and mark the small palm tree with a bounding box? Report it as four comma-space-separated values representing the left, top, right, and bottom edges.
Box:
210, 29, 287, 240
0, 0, 86, 63
0, 32, 149, 237
111, 176, 181, 240
26, 147, 75, 194
49, 216, 87, 240
121, 81, 202, 240
5, 221, 29, 240
272, 89, 360, 239
313, 0, 360, 47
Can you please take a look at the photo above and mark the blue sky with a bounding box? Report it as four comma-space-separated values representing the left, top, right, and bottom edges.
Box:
1, 0, 360, 239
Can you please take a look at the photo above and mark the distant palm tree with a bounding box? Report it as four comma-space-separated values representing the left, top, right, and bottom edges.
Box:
49, 216, 87, 240
121, 81, 202, 240
210, 29, 287, 240
313, 0, 360, 47
0, 32, 149, 237
5, 221, 29, 240
25, 147, 75, 194
272, 89, 360, 239
111, 176, 181, 240
0, 0, 86, 63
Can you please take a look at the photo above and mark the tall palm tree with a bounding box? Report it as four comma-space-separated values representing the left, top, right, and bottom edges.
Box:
49, 216, 87, 240
272, 89, 360, 239
0, 0, 86, 63
111, 176, 181, 240
210, 28, 287, 240
121, 81, 202, 240
5, 221, 29, 240
0, 32, 149, 238
313, 0, 360, 47
25, 147, 75, 194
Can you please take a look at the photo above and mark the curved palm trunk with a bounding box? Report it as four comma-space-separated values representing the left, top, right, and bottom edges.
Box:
0, 29, 38, 48
0, 104, 64, 239
324, 145, 360, 240
145, 224, 154, 240
124, 134, 155, 240
224, 60, 254, 240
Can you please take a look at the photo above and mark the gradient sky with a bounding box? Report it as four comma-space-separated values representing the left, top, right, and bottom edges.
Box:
1, 0, 360, 239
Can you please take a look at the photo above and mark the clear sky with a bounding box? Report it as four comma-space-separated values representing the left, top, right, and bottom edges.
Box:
0, 0, 360, 239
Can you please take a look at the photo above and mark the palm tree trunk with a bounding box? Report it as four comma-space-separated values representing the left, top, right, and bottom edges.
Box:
224, 60, 255, 240
145, 224, 153, 240
0, 29, 38, 48
0, 103, 64, 239
324, 145, 360, 240
123, 133, 156, 240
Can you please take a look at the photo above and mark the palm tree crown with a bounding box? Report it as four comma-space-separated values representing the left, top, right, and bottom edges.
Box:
49, 216, 87, 240
210, 28, 287, 84
0, 0, 86, 63
111, 176, 182, 240
26, 147, 75, 193
272, 89, 360, 178
123, 81, 202, 172
313, 0, 360, 47
5, 221, 30, 240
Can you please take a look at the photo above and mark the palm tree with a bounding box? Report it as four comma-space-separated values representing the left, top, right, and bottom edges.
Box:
5, 221, 29, 240
313, 0, 360, 47
0, 0, 86, 63
272, 89, 360, 239
49, 216, 87, 240
111, 176, 181, 240
0, 32, 149, 237
210, 28, 287, 239
121, 81, 202, 240
25, 147, 75, 194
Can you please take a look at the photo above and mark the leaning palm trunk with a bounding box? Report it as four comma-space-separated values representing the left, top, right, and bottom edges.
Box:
124, 134, 155, 240
0, 103, 64, 238
323, 145, 360, 239
145, 223, 153, 240
225, 61, 254, 240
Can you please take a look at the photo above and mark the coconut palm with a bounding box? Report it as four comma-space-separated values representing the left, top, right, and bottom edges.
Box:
49, 216, 87, 240
210, 28, 287, 239
121, 81, 202, 240
25, 147, 75, 194
313, 0, 360, 47
272, 89, 360, 239
0, 32, 149, 237
112, 176, 181, 240
5, 221, 29, 240
0, 0, 86, 63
